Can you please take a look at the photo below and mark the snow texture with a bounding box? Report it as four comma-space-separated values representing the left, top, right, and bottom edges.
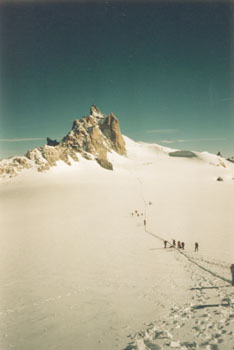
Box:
0, 136, 234, 350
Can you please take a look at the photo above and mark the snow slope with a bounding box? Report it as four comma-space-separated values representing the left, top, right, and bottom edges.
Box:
0, 137, 234, 350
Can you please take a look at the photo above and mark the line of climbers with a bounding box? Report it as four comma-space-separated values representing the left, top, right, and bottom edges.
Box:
164, 239, 199, 252
131, 211, 200, 253
131, 210, 144, 217
130, 176, 234, 286
131, 208, 234, 286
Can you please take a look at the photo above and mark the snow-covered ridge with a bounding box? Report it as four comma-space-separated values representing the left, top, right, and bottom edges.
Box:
0, 105, 233, 180
124, 136, 232, 170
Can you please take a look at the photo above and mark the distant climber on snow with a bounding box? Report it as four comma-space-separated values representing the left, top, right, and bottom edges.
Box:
195, 242, 199, 252
230, 264, 234, 286
181, 242, 185, 250
164, 240, 167, 248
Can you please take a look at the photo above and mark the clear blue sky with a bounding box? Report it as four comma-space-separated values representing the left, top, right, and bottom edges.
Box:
0, 0, 234, 159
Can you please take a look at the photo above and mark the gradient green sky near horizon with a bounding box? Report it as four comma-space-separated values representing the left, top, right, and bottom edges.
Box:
0, 0, 234, 158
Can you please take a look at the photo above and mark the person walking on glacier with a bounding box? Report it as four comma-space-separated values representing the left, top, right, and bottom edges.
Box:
230, 264, 234, 286
195, 242, 199, 252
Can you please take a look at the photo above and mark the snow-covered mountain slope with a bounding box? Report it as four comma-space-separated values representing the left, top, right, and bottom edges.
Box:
0, 105, 232, 182
0, 117, 234, 350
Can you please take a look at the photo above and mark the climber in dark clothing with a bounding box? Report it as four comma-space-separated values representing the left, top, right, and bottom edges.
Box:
230, 264, 234, 286
195, 242, 199, 252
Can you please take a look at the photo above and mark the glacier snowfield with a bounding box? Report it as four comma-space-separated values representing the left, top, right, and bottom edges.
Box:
0, 137, 234, 350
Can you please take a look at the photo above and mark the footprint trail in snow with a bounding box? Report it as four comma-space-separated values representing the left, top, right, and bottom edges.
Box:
123, 251, 234, 350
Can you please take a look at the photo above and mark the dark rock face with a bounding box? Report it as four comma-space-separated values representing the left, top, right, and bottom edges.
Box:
169, 151, 197, 158
227, 157, 234, 163
47, 137, 59, 146
0, 105, 126, 178
99, 113, 126, 155
96, 157, 113, 170
216, 177, 224, 182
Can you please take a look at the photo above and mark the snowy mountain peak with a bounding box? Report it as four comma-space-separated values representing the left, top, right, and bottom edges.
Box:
0, 106, 126, 178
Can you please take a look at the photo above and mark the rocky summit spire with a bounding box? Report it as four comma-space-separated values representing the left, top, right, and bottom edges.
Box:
90, 104, 105, 119
62, 105, 126, 169
0, 106, 126, 178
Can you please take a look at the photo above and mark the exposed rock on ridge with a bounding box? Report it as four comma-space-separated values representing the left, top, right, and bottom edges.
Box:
227, 157, 234, 164
99, 113, 126, 155
0, 105, 126, 178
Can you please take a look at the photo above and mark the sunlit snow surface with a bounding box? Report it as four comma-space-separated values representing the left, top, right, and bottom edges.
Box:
0, 137, 234, 350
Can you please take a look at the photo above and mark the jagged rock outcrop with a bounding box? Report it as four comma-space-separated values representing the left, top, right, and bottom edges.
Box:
47, 137, 59, 146
60, 104, 125, 170
227, 157, 234, 164
26, 144, 79, 172
0, 105, 126, 178
0, 156, 32, 177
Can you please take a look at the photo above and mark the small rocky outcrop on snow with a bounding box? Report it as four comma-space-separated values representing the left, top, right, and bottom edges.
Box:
169, 150, 198, 158
0, 105, 126, 178
216, 176, 224, 182
227, 157, 234, 164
